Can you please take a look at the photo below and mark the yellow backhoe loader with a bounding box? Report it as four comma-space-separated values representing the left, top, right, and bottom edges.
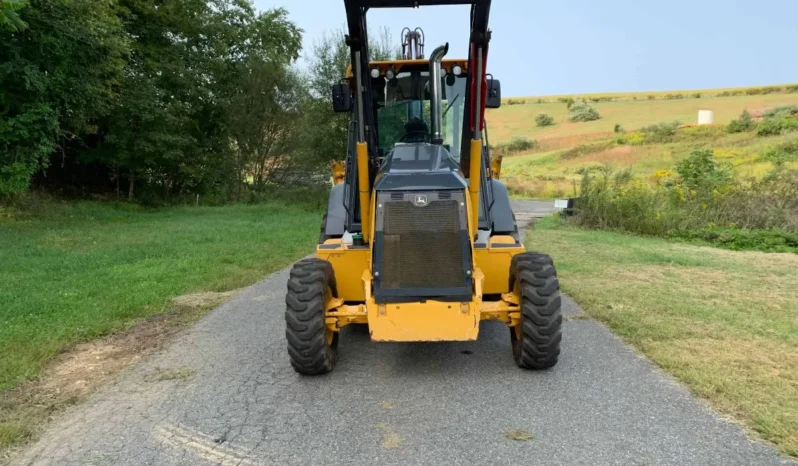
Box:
285, 0, 562, 374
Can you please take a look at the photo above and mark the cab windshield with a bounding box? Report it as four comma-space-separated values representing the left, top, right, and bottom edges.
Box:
374, 70, 467, 163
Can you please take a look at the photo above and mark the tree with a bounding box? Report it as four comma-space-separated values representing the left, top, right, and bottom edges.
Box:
303, 29, 352, 166
303, 27, 401, 167
95, 1, 303, 199
226, 61, 307, 190
0, 0, 27, 31
0, 0, 128, 195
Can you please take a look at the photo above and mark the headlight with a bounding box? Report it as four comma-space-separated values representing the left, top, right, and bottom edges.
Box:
370, 68, 381, 79
452, 65, 463, 76
440, 66, 447, 77
385, 68, 396, 80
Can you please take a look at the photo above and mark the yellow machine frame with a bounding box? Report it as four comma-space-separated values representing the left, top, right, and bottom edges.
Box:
317, 128, 523, 342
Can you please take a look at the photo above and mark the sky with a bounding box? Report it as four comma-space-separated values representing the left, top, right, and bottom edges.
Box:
254, 0, 798, 97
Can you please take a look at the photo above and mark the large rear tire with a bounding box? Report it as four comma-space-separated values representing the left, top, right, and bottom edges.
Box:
285, 258, 338, 375
509, 252, 562, 369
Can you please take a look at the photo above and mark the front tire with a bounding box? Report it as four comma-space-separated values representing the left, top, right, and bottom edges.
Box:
285, 258, 338, 375
510, 252, 562, 369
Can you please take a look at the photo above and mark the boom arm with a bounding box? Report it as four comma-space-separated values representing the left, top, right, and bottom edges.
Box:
342, 0, 492, 238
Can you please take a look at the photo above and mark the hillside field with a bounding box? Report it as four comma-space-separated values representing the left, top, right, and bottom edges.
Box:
486, 90, 798, 198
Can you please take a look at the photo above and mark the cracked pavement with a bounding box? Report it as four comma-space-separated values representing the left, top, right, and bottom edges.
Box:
12, 200, 793, 465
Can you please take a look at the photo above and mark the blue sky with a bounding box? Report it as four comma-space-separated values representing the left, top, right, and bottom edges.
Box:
255, 0, 797, 97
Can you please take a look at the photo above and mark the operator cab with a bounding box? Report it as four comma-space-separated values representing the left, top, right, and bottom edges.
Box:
372, 67, 469, 167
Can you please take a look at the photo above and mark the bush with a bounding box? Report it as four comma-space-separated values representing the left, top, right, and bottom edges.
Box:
572, 161, 798, 251
535, 113, 554, 127
787, 84, 798, 94
675, 148, 732, 190
568, 101, 601, 122
763, 105, 798, 118
647, 95, 656, 100
565, 97, 576, 109
640, 121, 681, 142
560, 140, 616, 160
670, 228, 798, 253
727, 110, 756, 133
664, 93, 685, 100
614, 123, 624, 133
757, 115, 798, 137
506, 98, 526, 105
492, 137, 537, 155
762, 139, 798, 166
746, 86, 781, 96
692, 92, 702, 99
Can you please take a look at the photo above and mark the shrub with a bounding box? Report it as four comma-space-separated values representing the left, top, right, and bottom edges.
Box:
617, 131, 645, 146
763, 105, 798, 118
727, 110, 755, 133
670, 228, 798, 253
640, 121, 681, 142
565, 97, 576, 109
572, 161, 798, 250
762, 139, 798, 166
506, 98, 526, 105
492, 137, 537, 155
692, 92, 702, 99
560, 140, 616, 160
568, 101, 601, 122
787, 84, 798, 94
757, 115, 798, 137
746, 86, 781, 96
647, 95, 656, 100
535, 113, 554, 127
664, 93, 685, 100
614, 123, 624, 133
675, 148, 732, 190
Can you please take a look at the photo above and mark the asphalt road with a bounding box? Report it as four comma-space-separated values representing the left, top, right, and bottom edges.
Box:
13, 201, 792, 466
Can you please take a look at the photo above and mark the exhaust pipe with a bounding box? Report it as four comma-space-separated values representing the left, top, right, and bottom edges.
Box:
428, 43, 449, 145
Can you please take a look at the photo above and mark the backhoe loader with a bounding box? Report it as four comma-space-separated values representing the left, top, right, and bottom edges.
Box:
285, 0, 562, 374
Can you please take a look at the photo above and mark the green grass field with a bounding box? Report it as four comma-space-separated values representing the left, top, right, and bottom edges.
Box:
0, 201, 321, 393
527, 218, 798, 456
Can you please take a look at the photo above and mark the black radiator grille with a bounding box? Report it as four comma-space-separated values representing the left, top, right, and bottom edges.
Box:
380, 199, 465, 289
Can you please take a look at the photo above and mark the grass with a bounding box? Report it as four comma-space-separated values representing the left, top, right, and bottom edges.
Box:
0, 201, 320, 393
527, 218, 798, 457
501, 125, 798, 198
488, 93, 798, 152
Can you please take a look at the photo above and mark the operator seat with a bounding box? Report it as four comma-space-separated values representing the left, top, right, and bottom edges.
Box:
403, 117, 429, 143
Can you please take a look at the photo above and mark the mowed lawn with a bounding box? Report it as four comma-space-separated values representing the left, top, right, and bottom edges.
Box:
527, 218, 798, 456
0, 202, 321, 392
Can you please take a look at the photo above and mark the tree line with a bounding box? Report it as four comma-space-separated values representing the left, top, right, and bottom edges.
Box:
0, 0, 391, 203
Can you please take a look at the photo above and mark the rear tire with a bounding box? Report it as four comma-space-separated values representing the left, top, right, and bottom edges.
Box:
285, 258, 338, 375
509, 252, 562, 369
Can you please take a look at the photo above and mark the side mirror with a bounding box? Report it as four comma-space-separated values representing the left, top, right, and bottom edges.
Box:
332, 83, 352, 113
486, 79, 502, 109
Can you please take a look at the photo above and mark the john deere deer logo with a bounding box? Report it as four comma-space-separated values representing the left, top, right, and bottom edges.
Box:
413, 195, 428, 207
